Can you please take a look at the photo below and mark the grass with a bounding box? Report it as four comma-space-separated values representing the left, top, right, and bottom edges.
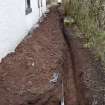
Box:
64, 0, 105, 66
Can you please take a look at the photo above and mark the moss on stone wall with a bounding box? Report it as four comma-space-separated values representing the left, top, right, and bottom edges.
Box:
64, 0, 105, 63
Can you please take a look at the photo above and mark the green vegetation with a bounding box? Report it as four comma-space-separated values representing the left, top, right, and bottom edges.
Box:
64, 0, 105, 64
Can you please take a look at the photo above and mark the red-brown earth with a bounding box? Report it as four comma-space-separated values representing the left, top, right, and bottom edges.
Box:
0, 6, 104, 105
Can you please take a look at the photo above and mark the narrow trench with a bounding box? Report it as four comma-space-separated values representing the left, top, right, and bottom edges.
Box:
62, 26, 91, 105
62, 27, 80, 105
59, 13, 87, 105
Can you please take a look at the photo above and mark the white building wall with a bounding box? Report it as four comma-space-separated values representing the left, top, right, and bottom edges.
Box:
0, 0, 46, 61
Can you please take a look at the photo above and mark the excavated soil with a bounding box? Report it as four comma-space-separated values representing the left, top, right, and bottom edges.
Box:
0, 6, 104, 105
0, 8, 68, 105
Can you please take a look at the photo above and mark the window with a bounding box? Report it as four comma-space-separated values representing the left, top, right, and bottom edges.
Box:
25, 0, 32, 15
38, 0, 43, 8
